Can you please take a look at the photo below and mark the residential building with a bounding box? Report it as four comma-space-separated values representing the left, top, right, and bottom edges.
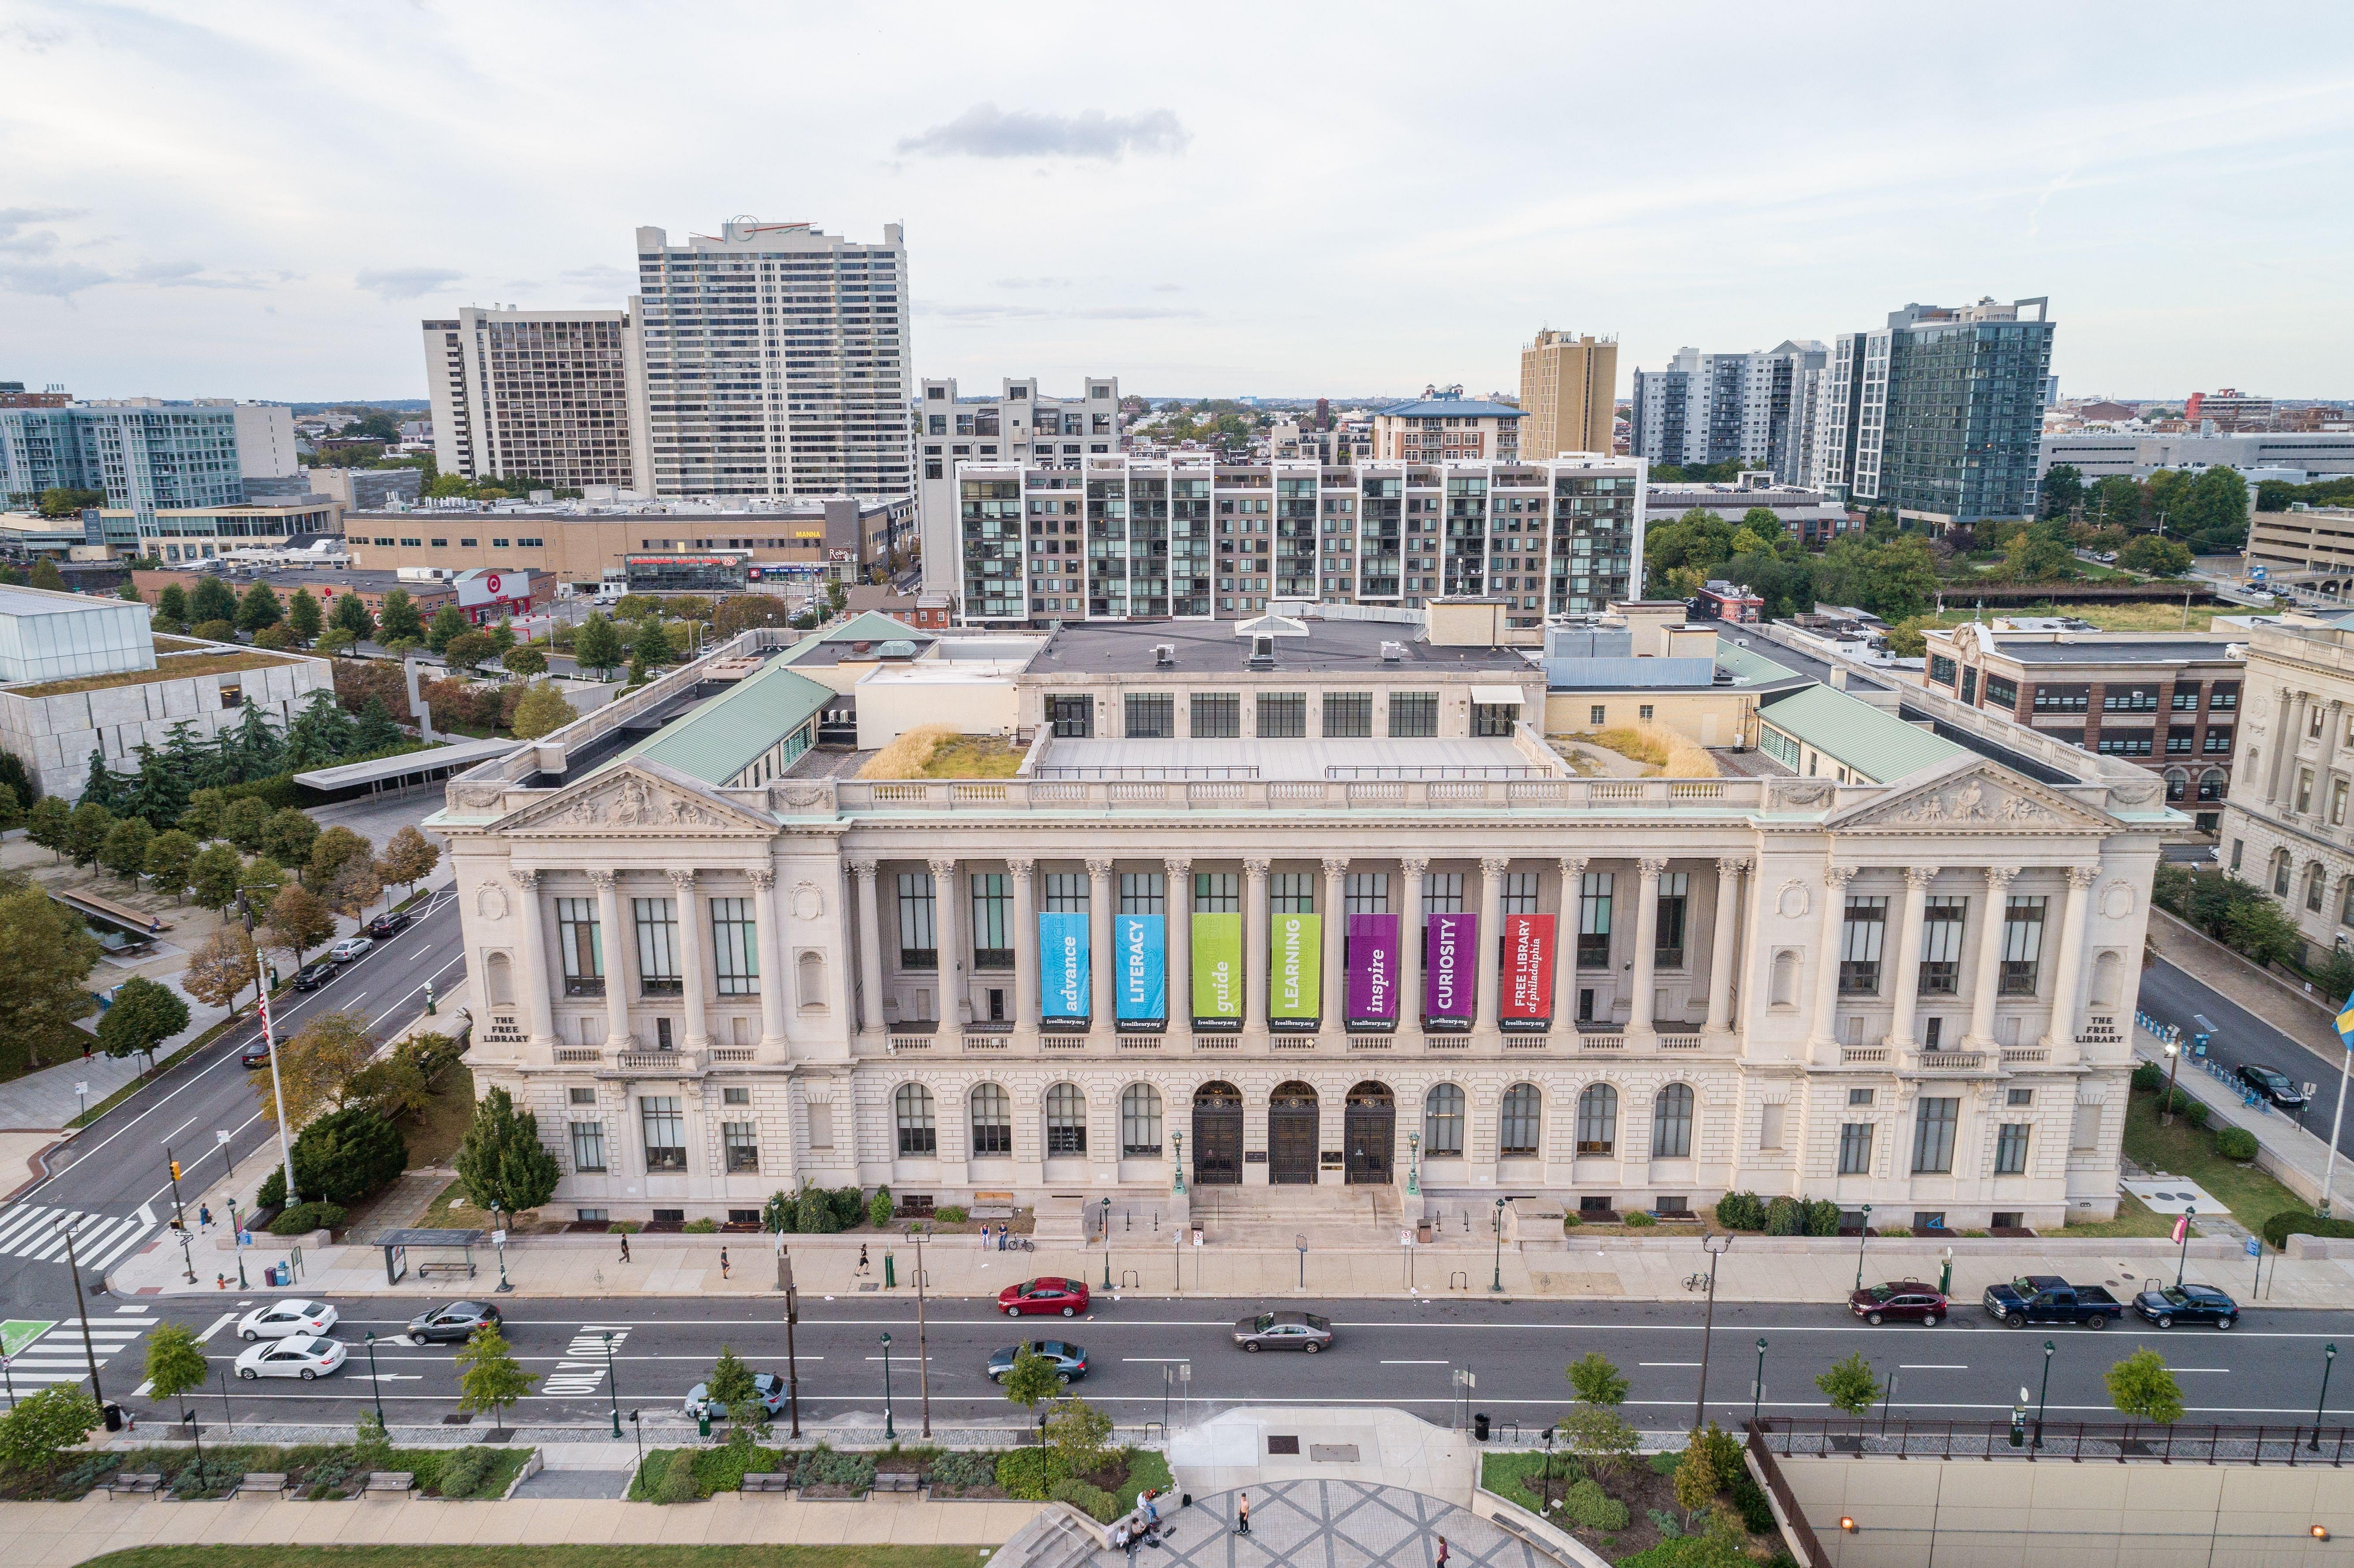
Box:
915, 376, 1120, 599
1818, 300, 2054, 524
2039, 431, 2354, 483
955, 453, 1643, 625
304, 466, 425, 510
108, 498, 344, 565
632, 217, 912, 501
433, 607, 2163, 1231
1518, 331, 1617, 460
1644, 471, 1851, 545
1920, 621, 2243, 830
1371, 393, 1524, 463
0, 400, 300, 530
421, 307, 640, 492
2185, 390, 2273, 432
2216, 621, 2354, 962
1631, 343, 1827, 477
0, 382, 69, 409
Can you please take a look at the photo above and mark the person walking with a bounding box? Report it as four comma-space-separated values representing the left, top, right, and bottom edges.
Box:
619, 1232, 632, 1264
197, 1204, 213, 1230
1436, 1537, 1448, 1567
719, 1248, 730, 1280
857, 1243, 870, 1276
1235, 1492, 1250, 1536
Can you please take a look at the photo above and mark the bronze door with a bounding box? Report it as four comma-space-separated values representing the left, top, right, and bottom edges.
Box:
1192, 1083, 1242, 1186
1344, 1082, 1394, 1185
1269, 1082, 1319, 1185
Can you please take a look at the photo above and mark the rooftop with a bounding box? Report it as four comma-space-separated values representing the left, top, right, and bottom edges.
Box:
1026, 616, 1532, 677
1375, 399, 1528, 422
1965, 636, 2245, 667
1758, 684, 1970, 785
774, 611, 944, 669
0, 585, 137, 619
1035, 735, 1558, 783
611, 656, 834, 786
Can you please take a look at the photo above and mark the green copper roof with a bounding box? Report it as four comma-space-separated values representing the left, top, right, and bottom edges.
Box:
1758, 684, 1968, 785
1713, 641, 1803, 685
612, 659, 832, 786
777, 610, 934, 666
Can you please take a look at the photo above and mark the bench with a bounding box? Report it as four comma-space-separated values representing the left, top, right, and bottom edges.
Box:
107, 1473, 162, 1498
872, 1471, 923, 1493
364, 1471, 416, 1494
416, 1261, 476, 1279
236, 1473, 288, 1497
741, 1472, 794, 1493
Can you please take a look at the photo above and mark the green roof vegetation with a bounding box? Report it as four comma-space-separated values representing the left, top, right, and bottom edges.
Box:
1758, 683, 1968, 785
7, 648, 296, 697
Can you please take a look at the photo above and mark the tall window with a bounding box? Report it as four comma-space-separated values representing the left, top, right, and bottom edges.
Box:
1424, 872, 1465, 913
1655, 872, 1689, 967
1044, 873, 1089, 913
896, 872, 937, 968
895, 1084, 937, 1156
2310, 863, 2328, 912
710, 898, 758, 995
1912, 1097, 1959, 1174
1389, 692, 1439, 737
557, 898, 603, 996
633, 898, 680, 996
1193, 872, 1238, 913
1839, 896, 1888, 995
1994, 1122, 2030, 1176
1345, 873, 1391, 913
1837, 1123, 1872, 1176
969, 1084, 1011, 1156
1499, 1083, 1541, 1156
1049, 695, 1093, 737
640, 1096, 685, 1171
570, 1121, 606, 1172
1423, 1084, 1465, 1155
1918, 896, 1967, 996
1578, 872, 1613, 969
1045, 1083, 1087, 1154
971, 874, 1012, 969
1121, 1084, 1164, 1155
1120, 872, 1165, 914
1323, 692, 1373, 737
1651, 1083, 1694, 1158
2000, 896, 2047, 995
1125, 692, 1173, 738
1500, 871, 1541, 914
723, 1121, 760, 1172
1575, 1083, 1617, 1155
1191, 692, 1240, 738
1257, 692, 1307, 738
1270, 872, 1315, 913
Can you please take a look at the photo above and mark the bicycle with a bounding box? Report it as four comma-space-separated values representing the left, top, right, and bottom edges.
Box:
1681, 1272, 1710, 1292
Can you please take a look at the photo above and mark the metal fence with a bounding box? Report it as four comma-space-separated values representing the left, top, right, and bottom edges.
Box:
1754, 1415, 2354, 1466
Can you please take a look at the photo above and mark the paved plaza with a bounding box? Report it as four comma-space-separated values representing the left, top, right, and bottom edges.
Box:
1094, 1481, 1551, 1568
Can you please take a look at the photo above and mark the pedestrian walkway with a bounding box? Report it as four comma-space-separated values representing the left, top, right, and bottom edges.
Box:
2, 1302, 157, 1390
1084, 1482, 1556, 1568
0, 1202, 160, 1274
0, 1050, 149, 1134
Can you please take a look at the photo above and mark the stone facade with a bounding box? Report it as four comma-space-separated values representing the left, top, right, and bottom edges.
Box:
0, 648, 334, 801
2219, 621, 2354, 962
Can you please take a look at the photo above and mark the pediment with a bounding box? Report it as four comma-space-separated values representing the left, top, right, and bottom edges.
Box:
495, 761, 773, 837
1828, 759, 2116, 834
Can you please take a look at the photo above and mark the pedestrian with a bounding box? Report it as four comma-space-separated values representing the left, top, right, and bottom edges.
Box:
619, 1232, 631, 1264
1436, 1537, 1448, 1567
198, 1204, 213, 1230
720, 1248, 730, 1280
858, 1243, 870, 1276
1145, 1490, 1160, 1531
997, 1221, 1008, 1252
1236, 1492, 1249, 1536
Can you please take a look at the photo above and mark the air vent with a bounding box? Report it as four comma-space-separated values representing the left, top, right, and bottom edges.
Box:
1380, 640, 1406, 662
1248, 634, 1275, 668
1154, 643, 1177, 666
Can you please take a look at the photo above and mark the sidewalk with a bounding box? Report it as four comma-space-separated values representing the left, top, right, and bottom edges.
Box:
2133, 1022, 2348, 1214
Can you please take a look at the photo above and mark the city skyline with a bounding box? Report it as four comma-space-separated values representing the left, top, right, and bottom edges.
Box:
4, 2, 2352, 401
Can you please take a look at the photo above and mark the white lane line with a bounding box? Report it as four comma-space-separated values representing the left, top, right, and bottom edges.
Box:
195, 1313, 237, 1343
1125, 1358, 1192, 1363
113, 1305, 147, 1314
2168, 1367, 2232, 1373
1899, 1364, 1968, 1370
1639, 1362, 1702, 1368
158, 1115, 197, 1146
1380, 1360, 1449, 1365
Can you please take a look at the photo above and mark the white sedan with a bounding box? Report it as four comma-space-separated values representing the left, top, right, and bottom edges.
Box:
237, 1299, 339, 1341
235, 1335, 346, 1381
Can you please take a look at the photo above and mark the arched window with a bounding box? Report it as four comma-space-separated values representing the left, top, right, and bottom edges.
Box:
1045, 1083, 1087, 1155
1423, 1084, 1465, 1156
894, 1083, 936, 1156
2311, 862, 2329, 912
1576, 1084, 1618, 1155
2276, 850, 2293, 897
1651, 1083, 1694, 1158
2164, 768, 2189, 803
1499, 1083, 1541, 1157
969, 1083, 1010, 1156
1770, 951, 1799, 1008
1121, 1084, 1164, 1155
2197, 769, 2225, 803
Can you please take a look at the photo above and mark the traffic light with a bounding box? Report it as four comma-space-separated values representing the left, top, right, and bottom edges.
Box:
169, 1161, 181, 1181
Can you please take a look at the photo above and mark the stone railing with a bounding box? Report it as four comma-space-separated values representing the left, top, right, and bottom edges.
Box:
813, 775, 1778, 815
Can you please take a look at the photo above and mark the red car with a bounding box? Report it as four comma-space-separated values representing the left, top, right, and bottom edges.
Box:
999, 1277, 1090, 1318
1849, 1281, 1949, 1326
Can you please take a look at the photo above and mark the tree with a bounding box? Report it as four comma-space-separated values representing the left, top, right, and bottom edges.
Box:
292, 1104, 408, 1201
220, 795, 271, 853
2040, 463, 2084, 521
1816, 1353, 1882, 1416
1567, 1351, 1630, 1408
128, 739, 190, 829
426, 603, 469, 655
191, 618, 239, 644
632, 616, 675, 666
80, 750, 127, 814
27, 557, 66, 591
713, 595, 791, 637
65, 800, 115, 867
1672, 1430, 1720, 1521
350, 695, 405, 755
35, 486, 105, 519
142, 828, 200, 900
98, 815, 154, 883
96, 975, 189, 1068
1001, 1343, 1064, 1408
182, 926, 259, 1017
1559, 1403, 1640, 1481
443, 629, 495, 672
26, 795, 71, 861
256, 1007, 374, 1128
259, 807, 321, 871
284, 690, 357, 770
707, 1345, 761, 1438
189, 575, 238, 626
1882, 616, 1932, 659
379, 824, 440, 898
155, 582, 191, 625
285, 588, 324, 647
0, 782, 19, 837
2120, 534, 2194, 576
0, 884, 101, 1067
502, 643, 547, 677
307, 824, 372, 888
2106, 1347, 2184, 1426
327, 853, 385, 923
1042, 1395, 1113, 1474
510, 681, 574, 739
331, 590, 377, 643
238, 853, 286, 911
262, 881, 336, 971
573, 612, 623, 677
455, 1322, 538, 1434
0, 1386, 101, 1482
188, 844, 244, 913
2225, 896, 2305, 969
377, 587, 425, 644
143, 1322, 210, 1413
455, 1085, 562, 1215
235, 580, 285, 632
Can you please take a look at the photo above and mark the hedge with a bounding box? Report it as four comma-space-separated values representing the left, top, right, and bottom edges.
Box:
2261, 1211, 2354, 1250
2215, 1126, 2260, 1162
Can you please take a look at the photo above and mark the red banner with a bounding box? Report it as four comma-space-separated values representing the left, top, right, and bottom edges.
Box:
1501, 913, 1555, 1022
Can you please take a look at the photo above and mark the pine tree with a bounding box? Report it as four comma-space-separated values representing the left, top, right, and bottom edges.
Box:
80, 749, 127, 813
129, 742, 191, 831
633, 616, 674, 666
235, 581, 284, 632
351, 696, 404, 754
284, 691, 358, 768
454, 1085, 562, 1215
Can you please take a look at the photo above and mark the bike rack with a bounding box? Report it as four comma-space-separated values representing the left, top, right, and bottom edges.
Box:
1449, 1271, 1469, 1291
1121, 1270, 1140, 1290
1140, 1420, 1165, 1445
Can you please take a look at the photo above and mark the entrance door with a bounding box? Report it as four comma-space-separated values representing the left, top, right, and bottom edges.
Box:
1344, 1081, 1394, 1185
1192, 1082, 1242, 1186
1269, 1081, 1319, 1185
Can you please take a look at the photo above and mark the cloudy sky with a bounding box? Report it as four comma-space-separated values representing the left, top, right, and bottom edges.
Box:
4, 1, 2350, 403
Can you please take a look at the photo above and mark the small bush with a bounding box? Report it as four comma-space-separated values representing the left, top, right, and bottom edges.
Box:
2133, 1061, 2165, 1093
268, 1201, 346, 1235
656, 1447, 699, 1504
927, 1451, 999, 1491
1714, 1192, 1766, 1231
2262, 1210, 2354, 1249
1050, 1477, 1119, 1522
829, 1186, 865, 1228
2186, 1101, 2212, 1129
2216, 1126, 2260, 1161
1646, 1508, 1683, 1540
1563, 1477, 1630, 1531
869, 1186, 895, 1228
1804, 1198, 1843, 1236
608, 1220, 641, 1234
793, 1448, 876, 1490
765, 1190, 800, 1234
682, 1217, 719, 1233
995, 1445, 1072, 1501
694, 1441, 780, 1495
1562, 1211, 1581, 1227
438, 1445, 498, 1499
1730, 1470, 1775, 1532
936, 1205, 969, 1225
1647, 1450, 1683, 1476
1763, 1195, 1803, 1236
1623, 1210, 1657, 1228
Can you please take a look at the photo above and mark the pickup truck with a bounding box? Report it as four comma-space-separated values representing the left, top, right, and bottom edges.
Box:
1983, 1275, 2124, 1329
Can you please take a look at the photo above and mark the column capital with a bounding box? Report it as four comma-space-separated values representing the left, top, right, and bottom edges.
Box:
1005, 857, 1036, 878
1983, 865, 2016, 891
1557, 855, 1588, 877
1479, 856, 1511, 876
1085, 858, 1116, 877
2066, 864, 2099, 888
1321, 857, 1350, 877
848, 858, 879, 882
748, 868, 775, 891
1825, 864, 1857, 888
588, 869, 615, 890
510, 868, 540, 891
1400, 856, 1430, 877
1637, 857, 1669, 880
927, 857, 958, 877
667, 868, 697, 891
1714, 857, 1751, 878
1162, 856, 1191, 876
1904, 864, 1942, 888
1243, 858, 1271, 877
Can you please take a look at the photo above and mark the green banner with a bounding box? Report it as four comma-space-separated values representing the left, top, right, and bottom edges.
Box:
1191, 913, 1243, 1023
1270, 913, 1322, 1021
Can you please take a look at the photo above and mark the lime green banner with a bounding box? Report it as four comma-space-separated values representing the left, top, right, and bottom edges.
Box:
1191, 913, 1243, 1023
1270, 913, 1322, 1021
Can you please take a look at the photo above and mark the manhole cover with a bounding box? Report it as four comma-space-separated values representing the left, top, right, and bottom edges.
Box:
441, 1413, 473, 1425
1310, 1445, 1360, 1463
858, 1283, 881, 1292
1267, 1435, 1301, 1455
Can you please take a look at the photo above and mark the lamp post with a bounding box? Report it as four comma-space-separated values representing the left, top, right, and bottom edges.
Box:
1753, 1337, 1769, 1426
492, 1206, 512, 1293
1853, 1204, 1873, 1291
1297, 1234, 1308, 1290
363, 1332, 386, 1427
2035, 1340, 2055, 1448
1171, 1130, 1184, 1197
2161, 1037, 2183, 1126
781, 1251, 802, 1440
177, 1227, 196, 1285
1693, 1233, 1733, 1433
910, 1224, 932, 1439
2176, 1206, 2196, 1292
235, 891, 300, 1208
1100, 1198, 1113, 1291
880, 1331, 896, 1441
228, 1197, 248, 1290
1407, 1133, 1421, 1198
603, 1331, 621, 1440
2312, 1342, 2338, 1451
1491, 1198, 1507, 1293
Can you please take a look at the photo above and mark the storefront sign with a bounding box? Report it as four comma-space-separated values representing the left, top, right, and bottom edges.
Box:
1191, 913, 1243, 1026
1038, 912, 1089, 1020
1501, 913, 1555, 1025
1116, 914, 1166, 1023
1425, 912, 1477, 1025
1345, 913, 1401, 1027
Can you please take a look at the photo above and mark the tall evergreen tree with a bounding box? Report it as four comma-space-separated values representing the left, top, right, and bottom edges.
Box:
188, 574, 237, 626
377, 588, 424, 644
127, 743, 191, 831
330, 591, 376, 642
284, 690, 358, 768
80, 750, 127, 814
350, 696, 404, 754
229, 705, 285, 781
285, 588, 323, 646
234, 581, 284, 632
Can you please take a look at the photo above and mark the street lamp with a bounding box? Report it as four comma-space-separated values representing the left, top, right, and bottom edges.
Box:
2312, 1343, 2338, 1451
56, 1218, 102, 1404
909, 1224, 932, 1439
1753, 1338, 1769, 1426
2176, 1206, 2196, 1291
2161, 1037, 2183, 1126
492, 1206, 512, 1293
2035, 1340, 2055, 1448
1171, 1131, 1184, 1197
363, 1332, 386, 1427
603, 1331, 621, 1440
1100, 1198, 1113, 1291
1853, 1204, 1874, 1291
1491, 1198, 1507, 1293
1693, 1233, 1733, 1433
228, 1197, 248, 1291
1406, 1133, 1421, 1198
880, 1331, 896, 1441
1297, 1234, 1308, 1290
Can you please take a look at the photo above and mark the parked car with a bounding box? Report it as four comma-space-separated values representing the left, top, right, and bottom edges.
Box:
998, 1277, 1090, 1318
290, 960, 338, 992
235, 1335, 346, 1380
1233, 1311, 1334, 1353
2238, 1063, 2309, 1110
1849, 1281, 1949, 1326
2133, 1283, 2240, 1329
326, 936, 374, 963
406, 1300, 502, 1343
237, 1299, 339, 1341
683, 1371, 789, 1420
365, 911, 414, 940
1983, 1276, 2123, 1329
987, 1340, 1088, 1385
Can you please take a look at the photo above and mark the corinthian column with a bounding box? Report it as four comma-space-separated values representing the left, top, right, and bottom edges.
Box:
1628, 859, 1666, 1034
930, 857, 961, 1029
1165, 858, 1191, 1032
1399, 857, 1428, 1029
750, 868, 786, 1056
1087, 858, 1115, 1035
1964, 867, 2014, 1051
2043, 866, 2098, 1052
1322, 857, 1348, 1028
1008, 858, 1036, 1033
671, 869, 707, 1050
1556, 857, 1587, 1033
1477, 856, 1507, 1033
1705, 858, 1747, 1034
1244, 858, 1270, 1032
1807, 865, 1856, 1052
510, 869, 555, 1053
591, 871, 631, 1050
1886, 865, 1938, 1051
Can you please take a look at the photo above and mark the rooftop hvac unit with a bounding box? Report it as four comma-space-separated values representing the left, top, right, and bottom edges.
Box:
1379, 640, 1406, 662
1248, 634, 1275, 668
1154, 643, 1177, 666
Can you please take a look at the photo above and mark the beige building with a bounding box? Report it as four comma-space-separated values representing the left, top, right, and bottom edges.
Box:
1371, 395, 1525, 464
2219, 620, 2354, 961
2244, 505, 2354, 596
1519, 330, 1618, 459
429, 612, 2168, 1233
420, 308, 641, 492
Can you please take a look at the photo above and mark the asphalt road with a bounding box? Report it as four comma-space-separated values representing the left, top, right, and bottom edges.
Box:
2137, 958, 2354, 1166
83, 1291, 2354, 1434
0, 891, 468, 1326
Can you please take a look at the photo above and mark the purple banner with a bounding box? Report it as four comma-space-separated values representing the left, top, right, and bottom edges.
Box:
1424, 912, 1477, 1024
1345, 913, 1401, 1028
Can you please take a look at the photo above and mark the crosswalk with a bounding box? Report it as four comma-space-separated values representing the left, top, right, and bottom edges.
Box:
0, 1305, 157, 1390
0, 1202, 158, 1273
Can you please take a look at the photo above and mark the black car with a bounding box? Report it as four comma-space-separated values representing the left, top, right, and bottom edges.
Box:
2133, 1283, 2240, 1330
365, 911, 415, 940
2238, 1063, 2309, 1110
239, 1043, 273, 1068
291, 960, 338, 992
406, 1300, 502, 1343
987, 1340, 1088, 1385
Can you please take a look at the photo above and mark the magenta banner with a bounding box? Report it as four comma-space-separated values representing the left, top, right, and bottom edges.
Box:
1345, 913, 1401, 1028
1425, 912, 1477, 1025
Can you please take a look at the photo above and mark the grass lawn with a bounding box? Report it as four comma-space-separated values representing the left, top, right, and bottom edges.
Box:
2058, 1190, 2176, 1238
9, 648, 294, 697
418, 1175, 497, 1231
403, 1062, 476, 1167
86, 1553, 993, 1568
1481, 1451, 1580, 1514
0, 1018, 99, 1089
918, 736, 1023, 779
2121, 1083, 2309, 1239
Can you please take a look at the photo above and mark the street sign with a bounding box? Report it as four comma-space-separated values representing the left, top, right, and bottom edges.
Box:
2246, 1237, 2263, 1257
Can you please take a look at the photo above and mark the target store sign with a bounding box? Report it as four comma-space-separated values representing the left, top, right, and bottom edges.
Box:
456, 570, 535, 611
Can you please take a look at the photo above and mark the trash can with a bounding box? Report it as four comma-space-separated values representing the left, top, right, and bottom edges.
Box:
1473, 1412, 1490, 1443
103, 1402, 123, 1433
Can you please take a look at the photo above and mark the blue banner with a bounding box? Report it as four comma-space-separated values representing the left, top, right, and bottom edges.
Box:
1039, 912, 1091, 1020
1116, 914, 1166, 1023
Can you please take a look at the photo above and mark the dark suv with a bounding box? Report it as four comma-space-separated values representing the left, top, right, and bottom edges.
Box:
291, 960, 338, 992
2238, 1063, 2309, 1109
365, 911, 414, 940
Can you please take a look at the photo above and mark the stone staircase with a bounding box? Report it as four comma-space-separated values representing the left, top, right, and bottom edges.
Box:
997, 1503, 1106, 1568
1187, 1182, 1403, 1244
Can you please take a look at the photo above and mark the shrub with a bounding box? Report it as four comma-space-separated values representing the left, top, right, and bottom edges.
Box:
927, 1451, 999, 1491
1563, 1477, 1630, 1531
765, 1190, 800, 1233
869, 1185, 895, 1228
1714, 1192, 1767, 1231
1646, 1509, 1683, 1540
1050, 1477, 1120, 1522
2262, 1211, 2354, 1249
2185, 1101, 2211, 1130
694, 1441, 780, 1495
268, 1201, 347, 1235
2132, 1061, 2165, 1093
2216, 1126, 2260, 1161
1763, 1195, 1803, 1236
439, 1445, 498, 1499
290, 1104, 408, 1205
936, 1205, 969, 1225
656, 1447, 700, 1504
1623, 1209, 1657, 1228
798, 1186, 839, 1234
1647, 1450, 1682, 1476
829, 1186, 865, 1228
1729, 1470, 1775, 1533
607, 1220, 641, 1234
1695, 1420, 1743, 1486
682, 1218, 718, 1233
1804, 1197, 1843, 1236
794, 1448, 875, 1490
995, 1445, 1072, 1501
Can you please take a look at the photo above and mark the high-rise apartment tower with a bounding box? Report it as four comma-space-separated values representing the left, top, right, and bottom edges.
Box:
1518, 330, 1617, 458
421, 307, 641, 492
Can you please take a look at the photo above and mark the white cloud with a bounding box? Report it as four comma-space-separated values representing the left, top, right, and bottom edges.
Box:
356, 266, 465, 300
896, 104, 1188, 160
